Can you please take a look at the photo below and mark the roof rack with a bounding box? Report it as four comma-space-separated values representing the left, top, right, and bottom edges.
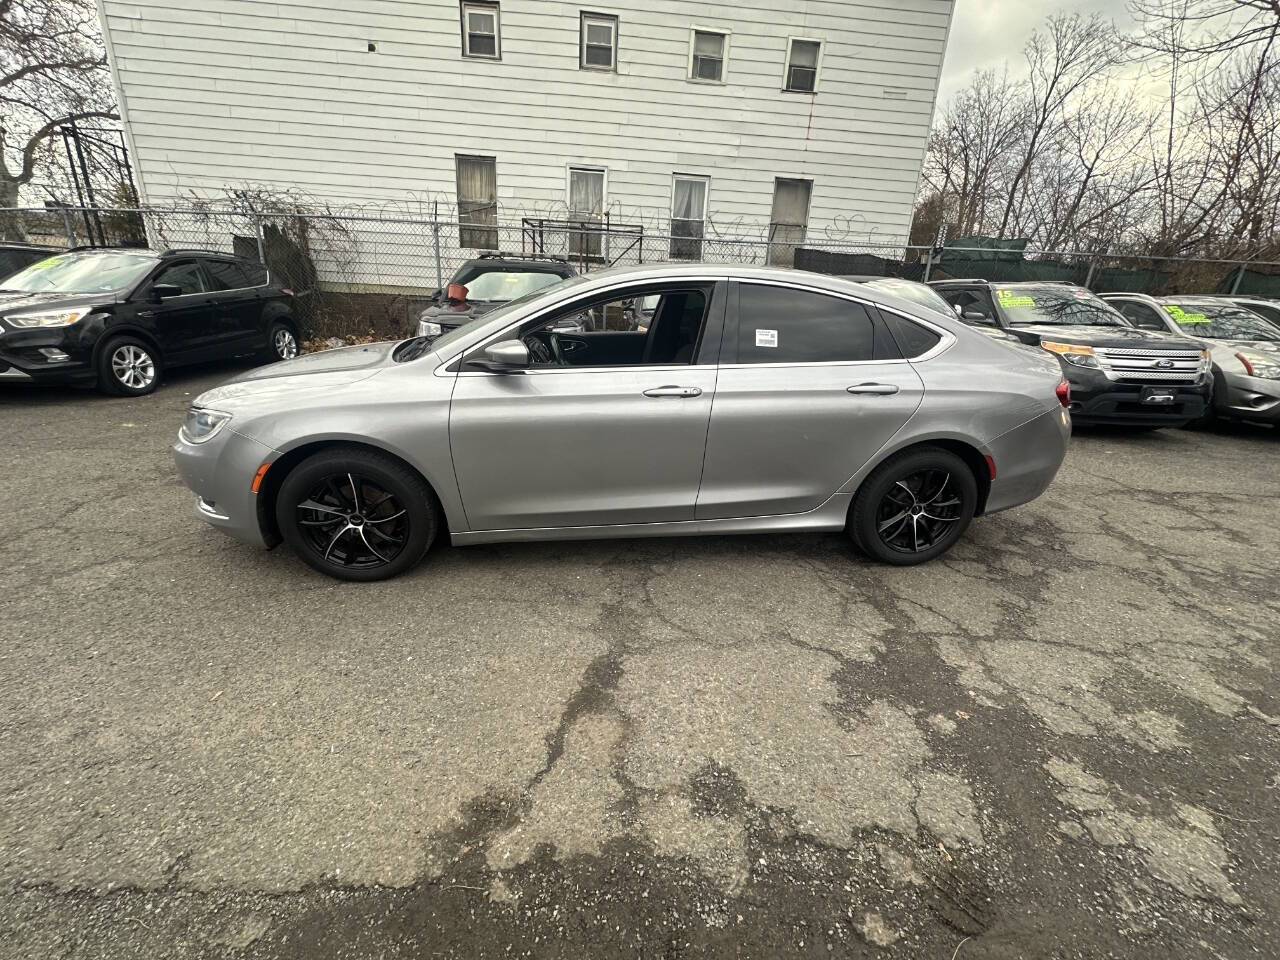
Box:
160, 247, 235, 258
61, 244, 156, 254
928, 277, 988, 284
476, 251, 569, 263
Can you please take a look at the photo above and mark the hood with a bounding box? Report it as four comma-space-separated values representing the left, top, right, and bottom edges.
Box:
1007, 323, 1203, 349
0, 290, 118, 315
194, 341, 398, 407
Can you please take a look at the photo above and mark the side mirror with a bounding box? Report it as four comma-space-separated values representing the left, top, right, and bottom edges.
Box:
467, 338, 529, 372
962, 311, 988, 322
150, 283, 182, 302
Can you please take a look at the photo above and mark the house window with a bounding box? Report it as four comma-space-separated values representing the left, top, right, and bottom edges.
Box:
768, 178, 812, 266
568, 166, 606, 258
461, 1, 500, 59
456, 154, 498, 249
784, 38, 821, 92
670, 174, 709, 259
689, 29, 726, 82
580, 12, 618, 70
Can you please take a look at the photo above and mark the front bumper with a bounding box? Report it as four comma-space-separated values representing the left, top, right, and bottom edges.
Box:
0, 328, 95, 384
1063, 366, 1210, 425
172, 427, 277, 549
1219, 371, 1280, 423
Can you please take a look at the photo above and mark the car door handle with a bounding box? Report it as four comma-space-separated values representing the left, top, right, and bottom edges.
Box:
643, 385, 702, 398
847, 383, 900, 395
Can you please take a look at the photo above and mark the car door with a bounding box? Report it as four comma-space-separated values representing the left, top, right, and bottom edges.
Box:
137, 259, 218, 363
201, 257, 262, 355
448, 280, 726, 530
695, 280, 924, 520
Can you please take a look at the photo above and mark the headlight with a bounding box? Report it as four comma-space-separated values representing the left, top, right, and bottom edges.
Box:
1236, 351, 1280, 380
1040, 340, 1098, 367
180, 407, 232, 443
417, 320, 442, 337
4, 308, 89, 328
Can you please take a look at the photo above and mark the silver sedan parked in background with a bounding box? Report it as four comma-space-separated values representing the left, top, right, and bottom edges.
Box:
173, 265, 1072, 581
1101, 293, 1280, 424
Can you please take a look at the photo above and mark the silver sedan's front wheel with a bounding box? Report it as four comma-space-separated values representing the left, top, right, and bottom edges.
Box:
98, 337, 161, 396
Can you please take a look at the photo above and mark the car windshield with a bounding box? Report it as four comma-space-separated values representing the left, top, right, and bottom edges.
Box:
0, 251, 156, 294
864, 278, 954, 317
996, 286, 1129, 327
460, 270, 566, 302
1162, 301, 1280, 341
396, 275, 590, 362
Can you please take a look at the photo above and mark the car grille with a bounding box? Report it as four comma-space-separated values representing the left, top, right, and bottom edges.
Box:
1095, 346, 1203, 383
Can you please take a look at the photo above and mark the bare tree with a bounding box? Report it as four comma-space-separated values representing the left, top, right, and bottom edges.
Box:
0, 0, 116, 214
996, 12, 1123, 237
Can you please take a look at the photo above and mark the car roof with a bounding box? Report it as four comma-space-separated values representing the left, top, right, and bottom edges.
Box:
461, 254, 574, 272
0, 241, 60, 251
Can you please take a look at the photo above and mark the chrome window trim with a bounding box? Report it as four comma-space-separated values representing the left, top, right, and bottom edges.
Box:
434, 272, 959, 372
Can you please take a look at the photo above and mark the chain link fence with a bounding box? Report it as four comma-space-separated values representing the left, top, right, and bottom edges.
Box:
2, 205, 1277, 339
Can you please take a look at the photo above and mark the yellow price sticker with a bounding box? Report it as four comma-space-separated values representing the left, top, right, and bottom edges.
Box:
1165, 305, 1209, 324
997, 290, 1035, 308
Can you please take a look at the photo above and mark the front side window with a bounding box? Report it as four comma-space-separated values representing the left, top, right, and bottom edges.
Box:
471, 283, 712, 369
670, 174, 709, 259
784, 38, 821, 93
1162, 302, 1280, 341
580, 12, 617, 70
152, 261, 207, 296
995, 287, 1128, 327
461, 1, 500, 59
938, 288, 998, 325
737, 283, 895, 364
690, 29, 726, 81
456, 154, 499, 249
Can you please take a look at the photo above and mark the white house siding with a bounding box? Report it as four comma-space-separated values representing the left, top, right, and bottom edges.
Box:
99, 0, 952, 245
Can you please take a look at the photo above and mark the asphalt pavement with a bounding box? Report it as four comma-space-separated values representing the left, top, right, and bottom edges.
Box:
1, 362, 1277, 959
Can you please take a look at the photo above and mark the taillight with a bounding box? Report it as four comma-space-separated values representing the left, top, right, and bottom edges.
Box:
1055, 379, 1071, 407
984, 454, 997, 480
1236, 352, 1254, 376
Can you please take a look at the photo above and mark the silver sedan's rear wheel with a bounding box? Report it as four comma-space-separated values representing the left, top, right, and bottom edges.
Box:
276, 448, 437, 581
849, 447, 977, 565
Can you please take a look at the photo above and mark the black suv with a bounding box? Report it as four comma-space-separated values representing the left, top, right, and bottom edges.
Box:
931, 280, 1212, 427
415, 253, 576, 338
0, 247, 298, 396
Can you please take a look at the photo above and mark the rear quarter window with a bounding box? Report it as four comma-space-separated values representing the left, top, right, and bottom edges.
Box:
737, 284, 898, 363
880, 313, 942, 358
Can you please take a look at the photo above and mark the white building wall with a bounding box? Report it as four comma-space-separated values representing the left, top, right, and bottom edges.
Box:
99, 0, 953, 249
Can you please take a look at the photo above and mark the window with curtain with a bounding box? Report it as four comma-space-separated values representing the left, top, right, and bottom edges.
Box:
580, 12, 617, 70
456, 155, 498, 249
568, 166, 606, 258
461, 2, 500, 58
670, 175, 708, 259
768, 178, 812, 266
784, 39, 820, 92
690, 30, 726, 81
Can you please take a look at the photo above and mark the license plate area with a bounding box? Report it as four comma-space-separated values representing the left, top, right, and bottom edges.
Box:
1141, 387, 1176, 404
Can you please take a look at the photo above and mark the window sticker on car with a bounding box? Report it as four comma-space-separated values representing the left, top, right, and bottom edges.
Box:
996, 290, 1035, 308
1164, 305, 1209, 324
755, 329, 778, 348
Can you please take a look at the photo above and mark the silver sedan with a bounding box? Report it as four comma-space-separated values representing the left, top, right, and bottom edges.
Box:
173, 264, 1072, 581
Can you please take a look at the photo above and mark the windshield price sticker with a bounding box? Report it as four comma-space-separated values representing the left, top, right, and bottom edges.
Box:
755, 329, 778, 348
997, 290, 1035, 308
1165, 304, 1209, 324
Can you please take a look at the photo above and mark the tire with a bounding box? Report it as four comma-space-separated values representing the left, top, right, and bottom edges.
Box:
262, 320, 300, 362
276, 447, 437, 582
97, 336, 162, 396
849, 446, 978, 566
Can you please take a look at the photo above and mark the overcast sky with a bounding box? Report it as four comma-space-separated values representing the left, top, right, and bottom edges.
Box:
936, 0, 1139, 103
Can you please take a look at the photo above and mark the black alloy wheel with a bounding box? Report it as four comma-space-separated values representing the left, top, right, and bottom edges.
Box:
850, 447, 977, 565
277, 448, 437, 581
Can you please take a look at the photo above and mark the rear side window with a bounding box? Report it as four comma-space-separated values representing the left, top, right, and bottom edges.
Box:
737, 284, 889, 363
203, 259, 251, 290
880, 313, 942, 358
242, 261, 268, 285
